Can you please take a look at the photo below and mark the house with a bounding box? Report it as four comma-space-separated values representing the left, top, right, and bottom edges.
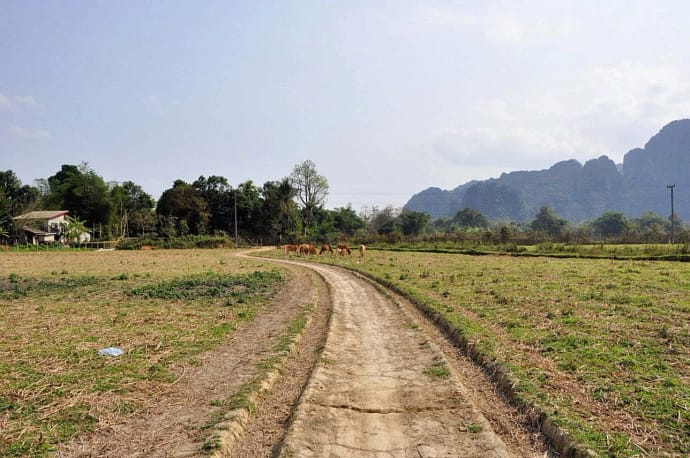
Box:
12, 210, 69, 245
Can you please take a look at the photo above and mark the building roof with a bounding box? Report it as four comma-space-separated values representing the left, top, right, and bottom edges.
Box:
13, 210, 69, 220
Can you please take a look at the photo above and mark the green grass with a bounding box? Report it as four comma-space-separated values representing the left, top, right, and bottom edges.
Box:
261, 246, 690, 456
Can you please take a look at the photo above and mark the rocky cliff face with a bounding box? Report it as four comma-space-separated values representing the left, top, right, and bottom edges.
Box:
404, 119, 690, 222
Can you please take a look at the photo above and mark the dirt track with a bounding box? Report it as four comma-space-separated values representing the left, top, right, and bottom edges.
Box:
56, 251, 550, 457
261, 258, 549, 457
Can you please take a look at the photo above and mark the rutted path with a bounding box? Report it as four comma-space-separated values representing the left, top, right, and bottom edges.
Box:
248, 257, 549, 457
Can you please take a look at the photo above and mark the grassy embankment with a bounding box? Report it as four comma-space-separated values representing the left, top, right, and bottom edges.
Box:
264, 246, 690, 456
0, 249, 285, 457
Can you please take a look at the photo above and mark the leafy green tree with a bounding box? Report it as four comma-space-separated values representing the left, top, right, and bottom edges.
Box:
193, 175, 234, 234
399, 210, 429, 236
363, 205, 399, 234
235, 181, 264, 239
261, 178, 298, 242
632, 211, 667, 243
453, 208, 489, 229
43, 163, 112, 232
156, 180, 209, 235
591, 211, 628, 240
0, 170, 39, 215
109, 181, 155, 237
332, 205, 366, 237
530, 206, 568, 238
290, 160, 329, 236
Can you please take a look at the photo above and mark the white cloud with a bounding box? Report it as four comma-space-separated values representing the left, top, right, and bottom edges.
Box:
484, 15, 525, 44
0, 92, 40, 110
11, 126, 52, 139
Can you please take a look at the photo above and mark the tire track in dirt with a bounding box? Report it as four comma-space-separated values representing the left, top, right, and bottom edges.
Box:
269, 260, 549, 457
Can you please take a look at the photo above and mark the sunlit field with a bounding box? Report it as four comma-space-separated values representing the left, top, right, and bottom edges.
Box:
263, 247, 690, 456
0, 249, 284, 457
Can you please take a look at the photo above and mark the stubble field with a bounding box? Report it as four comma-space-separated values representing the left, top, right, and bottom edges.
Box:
0, 249, 285, 457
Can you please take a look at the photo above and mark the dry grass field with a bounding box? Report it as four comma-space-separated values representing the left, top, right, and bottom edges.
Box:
265, 247, 690, 456
0, 249, 285, 457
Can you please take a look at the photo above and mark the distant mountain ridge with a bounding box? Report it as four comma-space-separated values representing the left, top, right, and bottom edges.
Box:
404, 119, 690, 222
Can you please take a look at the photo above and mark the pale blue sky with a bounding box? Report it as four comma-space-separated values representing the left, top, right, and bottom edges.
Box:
3, 1, 690, 210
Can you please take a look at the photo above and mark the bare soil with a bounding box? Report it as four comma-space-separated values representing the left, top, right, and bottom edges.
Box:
56, 251, 552, 457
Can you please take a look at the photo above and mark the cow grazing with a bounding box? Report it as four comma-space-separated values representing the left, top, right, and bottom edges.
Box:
336, 244, 351, 256
299, 243, 317, 255
359, 244, 366, 258
319, 244, 334, 255
282, 244, 299, 255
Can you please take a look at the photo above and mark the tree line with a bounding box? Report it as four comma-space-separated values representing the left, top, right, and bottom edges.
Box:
1, 162, 685, 246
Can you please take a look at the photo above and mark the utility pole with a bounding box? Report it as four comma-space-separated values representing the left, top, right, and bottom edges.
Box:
234, 188, 239, 248
667, 184, 676, 244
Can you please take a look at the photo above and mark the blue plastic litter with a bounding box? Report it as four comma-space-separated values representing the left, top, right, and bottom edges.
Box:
98, 347, 125, 357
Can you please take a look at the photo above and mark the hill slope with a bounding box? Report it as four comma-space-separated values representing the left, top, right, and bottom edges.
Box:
404, 119, 690, 222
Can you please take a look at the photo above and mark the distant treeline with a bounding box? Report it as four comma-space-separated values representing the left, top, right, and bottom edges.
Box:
1, 163, 686, 247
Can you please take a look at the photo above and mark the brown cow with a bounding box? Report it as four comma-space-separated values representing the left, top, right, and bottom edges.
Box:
282, 244, 299, 255
336, 244, 351, 256
299, 243, 317, 255
359, 244, 366, 258
319, 244, 333, 255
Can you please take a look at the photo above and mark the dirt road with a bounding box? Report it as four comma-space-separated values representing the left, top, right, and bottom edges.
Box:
262, 259, 548, 457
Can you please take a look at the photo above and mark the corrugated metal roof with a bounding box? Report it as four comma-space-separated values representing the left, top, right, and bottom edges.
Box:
13, 210, 69, 220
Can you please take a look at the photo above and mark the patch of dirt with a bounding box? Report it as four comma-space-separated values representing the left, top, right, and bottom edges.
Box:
55, 263, 325, 458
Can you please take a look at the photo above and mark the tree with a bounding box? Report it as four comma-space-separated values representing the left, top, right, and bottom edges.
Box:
398, 210, 429, 236
591, 211, 628, 240
0, 170, 40, 216
156, 180, 209, 235
633, 211, 667, 243
530, 206, 568, 238
332, 205, 366, 237
289, 160, 329, 236
453, 208, 489, 229
234, 181, 264, 239
261, 178, 298, 242
363, 205, 399, 235
109, 181, 156, 237
44, 163, 112, 233
193, 175, 234, 234
62, 215, 88, 245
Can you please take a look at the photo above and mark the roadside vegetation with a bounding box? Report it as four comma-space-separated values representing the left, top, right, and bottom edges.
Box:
265, 247, 690, 456
0, 250, 283, 457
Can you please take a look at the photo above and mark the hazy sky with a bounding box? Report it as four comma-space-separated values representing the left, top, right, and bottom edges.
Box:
3, 1, 690, 210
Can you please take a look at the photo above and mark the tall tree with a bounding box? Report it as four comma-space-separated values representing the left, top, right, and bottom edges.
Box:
530, 206, 568, 238
591, 211, 628, 240
261, 178, 298, 242
109, 181, 156, 237
290, 160, 329, 236
44, 163, 112, 233
193, 175, 233, 234
398, 210, 430, 236
156, 180, 209, 235
453, 208, 489, 229
0, 170, 40, 216
332, 205, 366, 237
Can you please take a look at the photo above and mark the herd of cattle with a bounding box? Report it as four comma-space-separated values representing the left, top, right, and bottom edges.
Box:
280, 243, 366, 258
